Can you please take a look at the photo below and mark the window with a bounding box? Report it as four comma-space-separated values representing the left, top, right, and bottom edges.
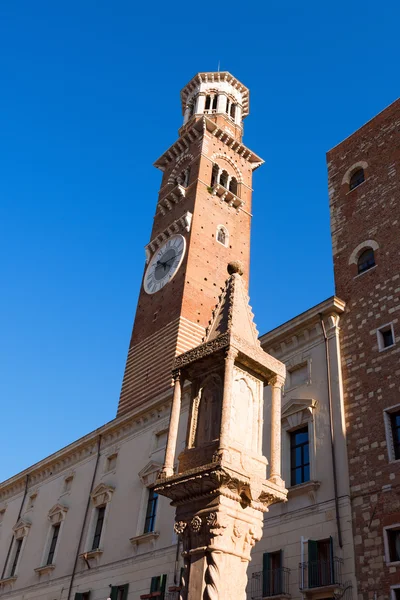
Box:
262, 551, 283, 596
211, 164, 219, 187
106, 454, 118, 472
230, 103, 236, 119
229, 177, 238, 195
150, 575, 167, 599
357, 248, 375, 273
216, 226, 228, 247
288, 363, 308, 388
63, 476, 73, 493
290, 427, 310, 486
349, 168, 365, 190
110, 584, 129, 600
219, 170, 229, 188
212, 95, 218, 110
92, 506, 106, 550
74, 593, 91, 600
387, 528, 400, 563
28, 493, 37, 509
46, 524, 60, 565
74, 593, 90, 600
307, 538, 335, 588
205, 95, 211, 110
391, 411, 400, 460
377, 324, 395, 351
393, 589, 400, 600
183, 167, 190, 188
10, 538, 23, 577
143, 489, 158, 534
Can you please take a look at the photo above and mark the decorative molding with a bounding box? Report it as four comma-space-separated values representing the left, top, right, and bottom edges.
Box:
34, 564, 55, 576
157, 183, 186, 215
79, 549, 103, 561
0, 576, 17, 589
138, 461, 163, 487
348, 239, 379, 265
13, 518, 31, 539
210, 183, 244, 210
210, 153, 244, 183
129, 531, 159, 554
167, 153, 195, 185
341, 160, 368, 185
47, 503, 68, 524
145, 211, 192, 261
287, 480, 320, 503
281, 398, 317, 430
91, 483, 114, 507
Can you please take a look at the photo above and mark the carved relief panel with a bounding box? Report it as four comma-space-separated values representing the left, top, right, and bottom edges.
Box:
231, 367, 263, 454
189, 373, 222, 448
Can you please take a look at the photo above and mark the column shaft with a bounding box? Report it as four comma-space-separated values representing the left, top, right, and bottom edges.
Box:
269, 375, 285, 487
162, 373, 182, 477
219, 348, 237, 452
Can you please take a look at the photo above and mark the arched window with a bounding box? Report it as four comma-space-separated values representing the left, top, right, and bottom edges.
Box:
183, 167, 190, 188
350, 168, 365, 190
188, 103, 195, 118
219, 170, 229, 189
358, 248, 375, 274
229, 177, 238, 195
216, 225, 228, 247
205, 95, 211, 110
211, 164, 219, 187
212, 95, 218, 110
230, 103, 236, 119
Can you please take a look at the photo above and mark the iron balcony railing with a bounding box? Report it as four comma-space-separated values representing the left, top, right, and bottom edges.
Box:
164, 591, 180, 600
299, 557, 343, 590
249, 568, 291, 599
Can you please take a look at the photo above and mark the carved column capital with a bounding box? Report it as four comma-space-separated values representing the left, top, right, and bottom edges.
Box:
268, 373, 285, 389
225, 347, 239, 363
172, 369, 182, 382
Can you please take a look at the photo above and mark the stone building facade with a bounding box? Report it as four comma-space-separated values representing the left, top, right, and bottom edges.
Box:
327, 100, 400, 600
0, 72, 398, 600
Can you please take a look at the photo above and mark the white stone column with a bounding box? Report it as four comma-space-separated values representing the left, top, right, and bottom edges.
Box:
162, 371, 182, 477
219, 347, 238, 452
195, 94, 205, 115
269, 374, 285, 487
217, 93, 227, 114
235, 105, 243, 126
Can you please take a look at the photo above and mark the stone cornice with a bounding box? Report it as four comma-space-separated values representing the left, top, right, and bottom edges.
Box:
180, 72, 250, 116
259, 296, 346, 350
154, 117, 263, 172
0, 398, 173, 503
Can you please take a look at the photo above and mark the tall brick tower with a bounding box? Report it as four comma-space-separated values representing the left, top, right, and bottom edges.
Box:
117, 72, 263, 416
328, 100, 400, 600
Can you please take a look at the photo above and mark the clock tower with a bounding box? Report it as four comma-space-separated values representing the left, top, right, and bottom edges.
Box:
117, 72, 264, 417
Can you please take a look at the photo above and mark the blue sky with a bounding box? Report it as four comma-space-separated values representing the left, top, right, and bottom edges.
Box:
1, 1, 399, 481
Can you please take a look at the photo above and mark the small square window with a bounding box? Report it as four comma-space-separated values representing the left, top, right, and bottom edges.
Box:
387, 528, 400, 563
106, 454, 118, 472
63, 476, 73, 493
377, 324, 395, 351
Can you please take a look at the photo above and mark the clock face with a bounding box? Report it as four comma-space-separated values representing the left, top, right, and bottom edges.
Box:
144, 234, 186, 294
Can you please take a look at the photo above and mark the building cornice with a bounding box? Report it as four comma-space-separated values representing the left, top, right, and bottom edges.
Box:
259, 296, 346, 349
180, 72, 250, 116
154, 117, 263, 172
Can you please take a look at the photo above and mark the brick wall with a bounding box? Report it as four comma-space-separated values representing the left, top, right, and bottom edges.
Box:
327, 99, 400, 600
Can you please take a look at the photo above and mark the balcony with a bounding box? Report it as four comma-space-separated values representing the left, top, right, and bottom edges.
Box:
210, 183, 244, 210
157, 184, 186, 214
299, 558, 343, 597
249, 568, 291, 600
165, 591, 180, 600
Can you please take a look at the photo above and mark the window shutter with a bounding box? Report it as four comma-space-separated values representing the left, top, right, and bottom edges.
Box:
329, 536, 334, 585
110, 586, 118, 600
308, 540, 318, 588
121, 584, 129, 600
279, 550, 283, 594
160, 575, 167, 598
262, 552, 270, 597
74, 594, 83, 600
150, 577, 159, 593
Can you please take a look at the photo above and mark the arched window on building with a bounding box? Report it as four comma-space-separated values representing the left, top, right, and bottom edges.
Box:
212, 95, 218, 110
188, 102, 195, 118
229, 177, 238, 195
358, 248, 375, 274
216, 225, 228, 247
219, 170, 229, 189
211, 164, 219, 187
183, 167, 190, 188
350, 168, 365, 190
205, 95, 211, 110
230, 103, 236, 120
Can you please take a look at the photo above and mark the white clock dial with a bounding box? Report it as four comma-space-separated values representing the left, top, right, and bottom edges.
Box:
144, 234, 186, 295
